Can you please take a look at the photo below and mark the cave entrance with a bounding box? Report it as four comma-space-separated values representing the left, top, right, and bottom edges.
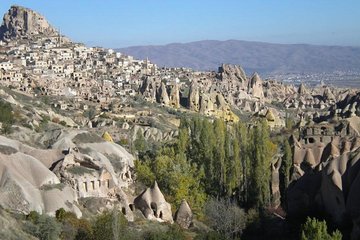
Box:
150, 202, 157, 217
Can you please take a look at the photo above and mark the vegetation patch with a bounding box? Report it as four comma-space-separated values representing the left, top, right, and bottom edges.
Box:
73, 132, 104, 144
105, 154, 125, 172
40, 183, 66, 191
0, 145, 17, 155
67, 165, 95, 175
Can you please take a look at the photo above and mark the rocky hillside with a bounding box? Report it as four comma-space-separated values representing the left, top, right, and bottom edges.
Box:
0, 5, 58, 41
117, 40, 360, 74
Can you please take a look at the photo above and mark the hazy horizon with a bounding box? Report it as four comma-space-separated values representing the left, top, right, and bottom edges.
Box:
1, 0, 360, 48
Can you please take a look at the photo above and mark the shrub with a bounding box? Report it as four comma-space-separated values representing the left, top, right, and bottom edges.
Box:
0, 100, 14, 124
195, 231, 227, 240
1, 123, 13, 135
144, 224, 186, 240
52, 117, 60, 124
26, 211, 40, 223
118, 138, 129, 146
55, 208, 93, 240
73, 132, 103, 144
92, 210, 128, 240
67, 166, 94, 175
24, 213, 62, 240
204, 198, 247, 240
40, 183, 66, 191
301, 217, 342, 240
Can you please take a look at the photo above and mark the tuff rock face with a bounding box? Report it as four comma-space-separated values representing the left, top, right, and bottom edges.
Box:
248, 72, 264, 99
0, 5, 58, 40
0, 135, 81, 217
175, 199, 193, 229
218, 64, 247, 86
157, 82, 170, 106
188, 83, 200, 111
169, 83, 180, 108
134, 181, 173, 223
287, 117, 360, 239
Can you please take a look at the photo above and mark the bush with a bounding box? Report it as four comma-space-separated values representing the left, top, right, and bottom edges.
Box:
40, 183, 66, 191
118, 138, 129, 146
26, 211, 40, 223
67, 166, 94, 175
92, 210, 128, 240
195, 231, 227, 240
1, 122, 13, 135
204, 198, 247, 240
144, 224, 186, 240
301, 217, 342, 240
24, 213, 62, 240
52, 117, 60, 124
83, 107, 96, 120
55, 208, 93, 240
0, 100, 14, 124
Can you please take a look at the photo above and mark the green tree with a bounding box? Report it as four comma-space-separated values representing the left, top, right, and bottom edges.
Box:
0, 100, 14, 124
226, 136, 242, 197
280, 139, 292, 206
236, 121, 250, 204
135, 158, 156, 186
0, 100, 14, 134
301, 217, 342, 240
285, 111, 295, 130
92, 210, 128, 240
55, 208, 93, 240
134, 129, 147, 153
213, 119, 226, 193
248, 120, 276, 208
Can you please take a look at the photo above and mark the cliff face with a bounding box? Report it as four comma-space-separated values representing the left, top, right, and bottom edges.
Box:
0, 5, 58, 40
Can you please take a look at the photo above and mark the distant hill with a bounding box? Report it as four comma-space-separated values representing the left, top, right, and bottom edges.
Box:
117, 40, 360, 74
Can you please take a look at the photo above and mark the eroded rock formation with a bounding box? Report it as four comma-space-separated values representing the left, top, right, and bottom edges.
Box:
175, 199, 193, 229
134, 181, 173, 223
0, 5, 58, 40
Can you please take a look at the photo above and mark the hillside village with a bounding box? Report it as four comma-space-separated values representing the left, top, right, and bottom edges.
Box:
2, 5, 360, 240
1, 5, 354, 128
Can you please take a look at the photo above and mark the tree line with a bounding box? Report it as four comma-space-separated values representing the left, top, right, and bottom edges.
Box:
135, 117, 278, 213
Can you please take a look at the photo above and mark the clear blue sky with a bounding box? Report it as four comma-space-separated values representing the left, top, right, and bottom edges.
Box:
0, 0, 359, 48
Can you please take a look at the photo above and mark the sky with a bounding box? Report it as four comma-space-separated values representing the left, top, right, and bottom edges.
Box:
0, 0, 359, 48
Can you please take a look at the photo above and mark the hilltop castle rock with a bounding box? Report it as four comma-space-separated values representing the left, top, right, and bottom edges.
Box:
0, 5, 58, 41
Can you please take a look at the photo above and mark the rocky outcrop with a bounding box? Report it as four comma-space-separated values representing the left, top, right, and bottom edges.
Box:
323, 87, 336, 102
199, 93, 214, 114
134, 181, 173, 223
168, 83, 180, 108
248, 73, 264, 99
157, 82, 170, 106
175, 199, 193, 229
287, 118, 360, 238
140, 76, 158, 103
0, 128, 138, 221
218, 64, 247, 88
188, 83, 200, 111
0, 5, 58, 40
0, 135, 81, 217
298, 83, 309, 95
271, 154, 282, 208
288, 146, 360, 239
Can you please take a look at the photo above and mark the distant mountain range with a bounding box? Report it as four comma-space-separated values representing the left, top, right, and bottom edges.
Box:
117, 40, 360, 74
